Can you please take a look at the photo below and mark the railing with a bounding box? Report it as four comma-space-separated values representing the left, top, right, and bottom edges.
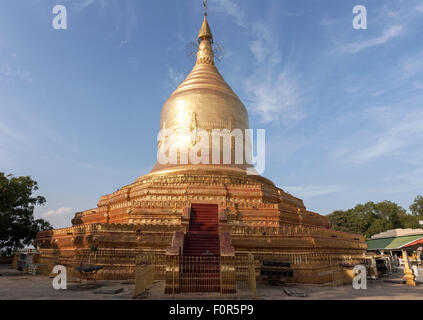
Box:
248, 254, 257, 298
230, 225, 365, 242
134, 264, 155, 298
39, 248, 365, 287
135, 253, 257, 298
179, 256, 221, 294
136, 254, 171, 280
220, 254, 258, 297
251, 252, 365, 268
54, 249, 140, 279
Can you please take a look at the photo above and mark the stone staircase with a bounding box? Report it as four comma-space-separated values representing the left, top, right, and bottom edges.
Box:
181, 204, 220, 292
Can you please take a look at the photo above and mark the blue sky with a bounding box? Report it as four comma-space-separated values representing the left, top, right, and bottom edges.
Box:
1, 0, 423, 228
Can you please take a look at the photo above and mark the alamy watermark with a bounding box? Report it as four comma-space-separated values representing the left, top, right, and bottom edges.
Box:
156, 128, 266, 175
52, 265, 67, 290
50, 4, 368, 31
353, 5, 367, 30
52, 5, 67, 30
352, 264, 367, 290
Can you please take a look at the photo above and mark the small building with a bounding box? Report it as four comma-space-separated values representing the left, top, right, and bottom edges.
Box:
366, 229, 423, 256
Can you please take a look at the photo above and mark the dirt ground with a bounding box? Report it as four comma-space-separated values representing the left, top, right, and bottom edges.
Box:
1, 264, 423, 300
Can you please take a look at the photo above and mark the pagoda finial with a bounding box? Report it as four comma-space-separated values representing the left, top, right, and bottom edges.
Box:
203, 0, 208, 16
196, 1, 214, 65
197, 3, 213, 43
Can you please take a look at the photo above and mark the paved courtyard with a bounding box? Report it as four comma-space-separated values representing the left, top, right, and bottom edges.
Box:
1, 264, 423, 300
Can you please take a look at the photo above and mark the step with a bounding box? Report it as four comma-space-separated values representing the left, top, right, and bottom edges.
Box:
184, 237, 219, 240
185, 237, 218, 240
189, 221, 218, 224
185, 236, 219, 239
189, 220, 218, 223
182, 253, 220, 255
186, 231, 218, 234
184, 243, 219, 245
186, 232, 219, 235
184, 242, 219, 246
189, 221, 218, 223
183, 251, 220, 254
183, 250, 220, 253
185, 236, 218, 239
191, 213, 218, 215
184, 240, 219, 243
190, 215, 218, 217
185, 232, 219, 235
191, 205, 218, 208
188, 227, 218, 230
183, 248, 220, 252
183, 247, 220, 251
184, 239, 219, 242
183, 245, 220, 248
184, 241, 219, 244
184, 246, 219, 249
183, 244, 219, 246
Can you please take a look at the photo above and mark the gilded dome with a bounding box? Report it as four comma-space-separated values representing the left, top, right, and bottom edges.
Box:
150, 15, 251, 174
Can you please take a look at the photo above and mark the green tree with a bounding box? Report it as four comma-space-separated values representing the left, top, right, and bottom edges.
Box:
410, 195, 423, 216
373, 201, 406, 230
328, 200, 413, 239
0, 173, 52, 256
366, 219, 389, 237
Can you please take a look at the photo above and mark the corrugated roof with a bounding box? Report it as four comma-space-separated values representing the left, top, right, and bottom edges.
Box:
366, 235, 423, 250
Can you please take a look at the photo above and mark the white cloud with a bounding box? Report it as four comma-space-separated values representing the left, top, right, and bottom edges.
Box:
121, 7, 137, 47
245, 72, 304, 124
0, 64, 11, 77
283, 185, 346, 198
0, 121, 24, 142
75, 0, 107, 12
128, 57, 140, 71
249, 24, 281, 65
344, 108, 423, 164
383, 167, 423, 193
16, 67, 32, 83
0, 55, 32, 83
212, 0, 246, 27
210, 1, 280, 65
413, 81, 423, 89
210, 0, 303, 125
167, 67, 185, 90
75, 0, 95, 12
320, 17, 339, 26
339, 25, 404, 54
345, 86, 361, 94
401, 52, 423, 79
42, 207, 73, 218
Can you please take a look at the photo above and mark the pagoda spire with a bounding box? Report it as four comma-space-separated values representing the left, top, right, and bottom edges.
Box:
197, 15, 213, 43
196, 1, 214, 64
203, 0, 208, 16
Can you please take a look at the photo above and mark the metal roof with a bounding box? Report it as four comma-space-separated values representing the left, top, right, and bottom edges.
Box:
366, 235, 423, 250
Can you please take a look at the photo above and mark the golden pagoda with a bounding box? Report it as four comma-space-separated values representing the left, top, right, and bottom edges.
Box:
36, 10, 367, 290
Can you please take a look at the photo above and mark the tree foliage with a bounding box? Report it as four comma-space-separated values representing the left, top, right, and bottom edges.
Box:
328, 198, 423, 239
0, 173, 52, 256
410, 195, 423, 216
